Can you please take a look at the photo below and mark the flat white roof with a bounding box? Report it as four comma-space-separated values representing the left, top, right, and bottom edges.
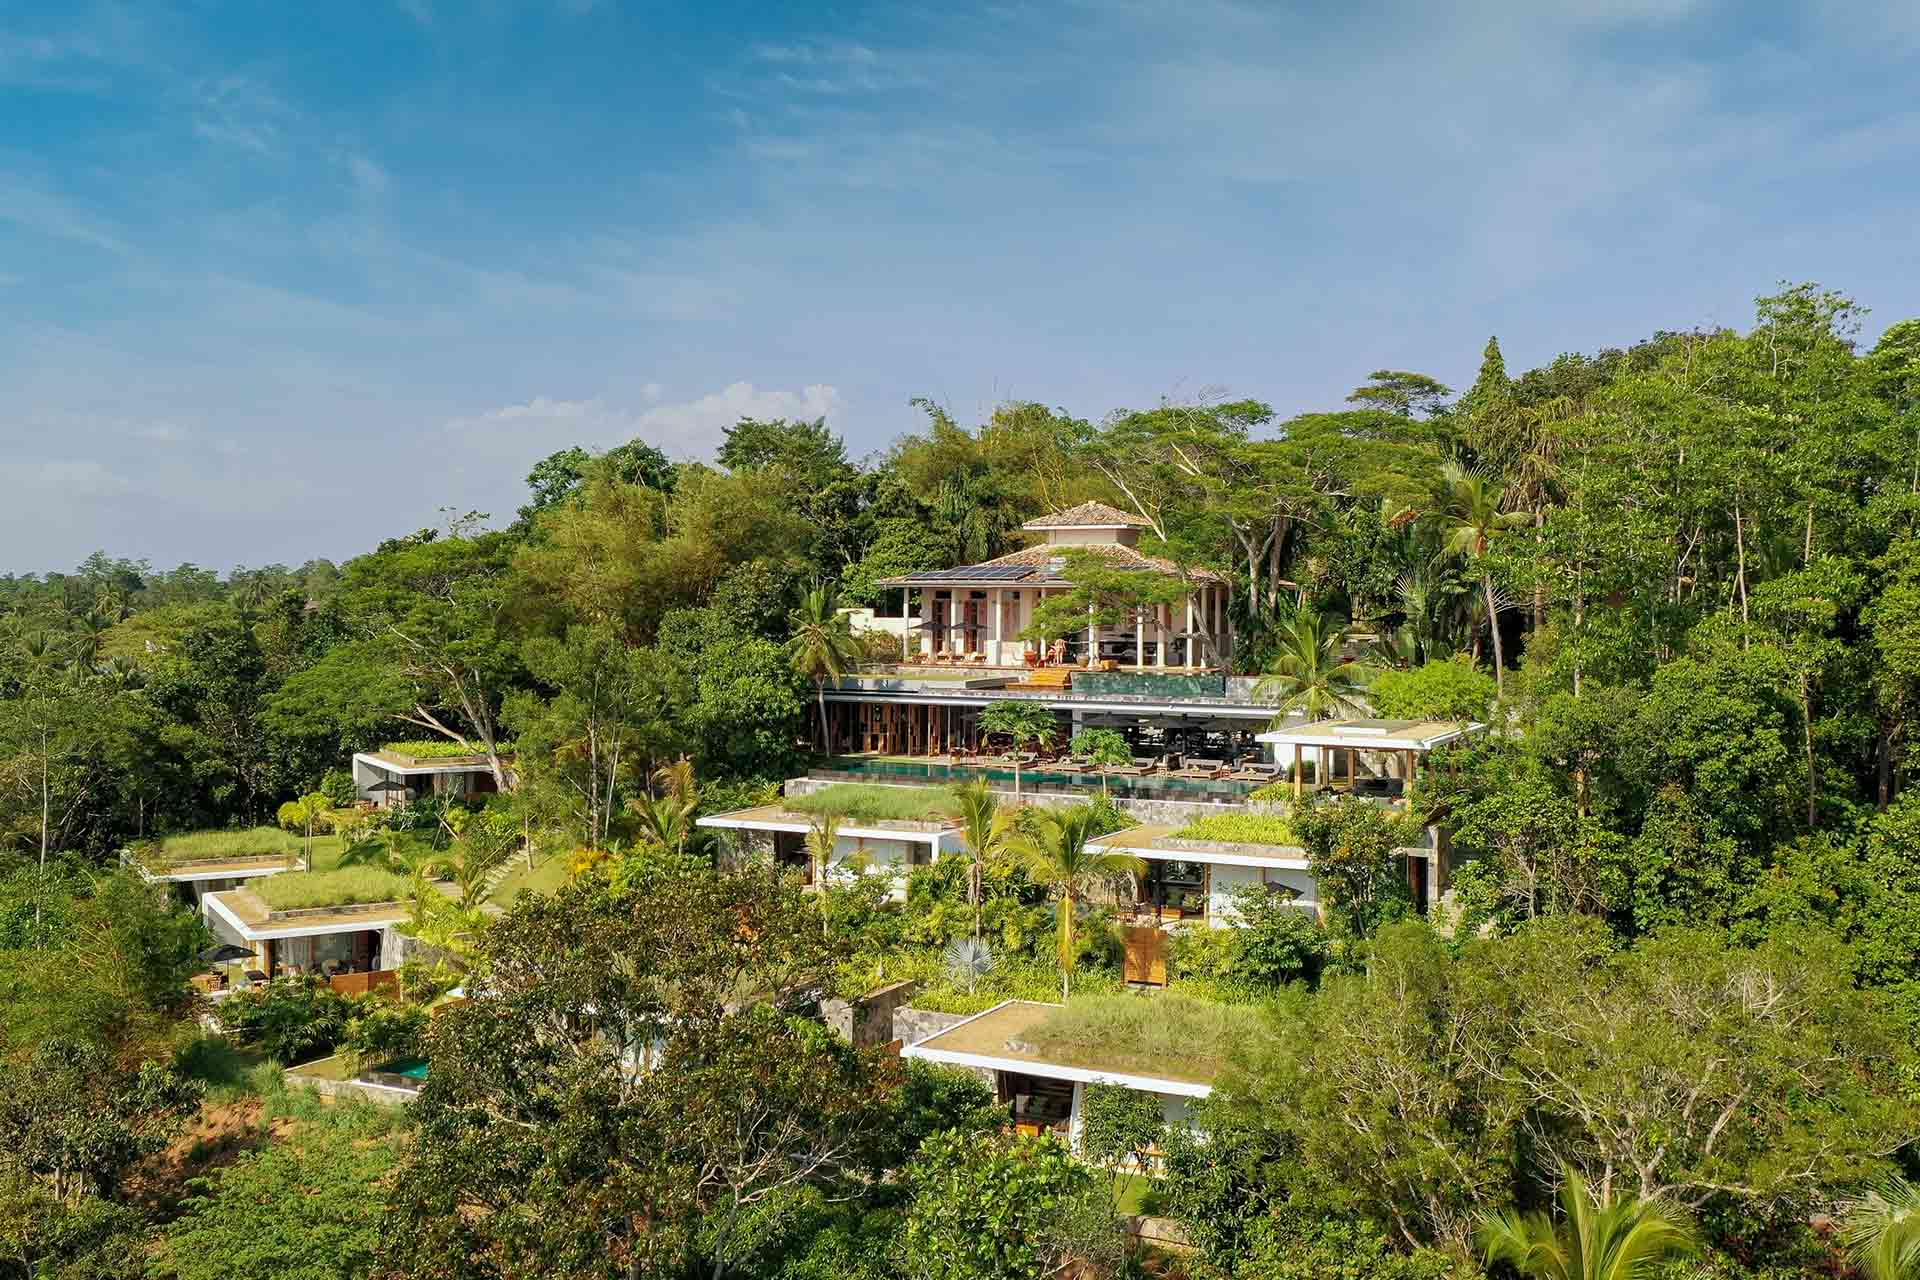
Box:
696, 806, 954, 846
1255, 718, 1483, 752
1088, 824, 1310, 870
203, 890, 411, 942
352, 751, 497, 777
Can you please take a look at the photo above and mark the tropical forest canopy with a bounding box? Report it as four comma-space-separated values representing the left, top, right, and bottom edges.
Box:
6, 283, 1920, 1279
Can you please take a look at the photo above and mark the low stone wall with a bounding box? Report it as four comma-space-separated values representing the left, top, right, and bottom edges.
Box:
822, 979, 922, 1047
894, 1005, 973, 1048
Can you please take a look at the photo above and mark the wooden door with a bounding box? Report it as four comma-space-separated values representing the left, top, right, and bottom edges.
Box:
1123, 925, 1167, 986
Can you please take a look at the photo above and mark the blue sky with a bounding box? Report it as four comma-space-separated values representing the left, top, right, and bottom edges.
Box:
3, 0, 1917, 572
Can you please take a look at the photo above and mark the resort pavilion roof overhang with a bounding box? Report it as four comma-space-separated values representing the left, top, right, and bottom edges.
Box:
695, 805, 958, 848
1087, 824, 1311, 871
202, 889, 414, 944
1253, 718, 1485, 753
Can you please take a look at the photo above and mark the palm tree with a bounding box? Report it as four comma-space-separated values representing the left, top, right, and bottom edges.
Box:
1477, 1166, 1699, 1280
952, 780, 1017, 944
1252, 609, 1372, 723
789, 582, 862, 753
804, 813, 840, 932
629, 758, 714, 858
1842, 1175, 1920, 1280
1441, 461, 1529, 698
1013, 805, 1145, 1000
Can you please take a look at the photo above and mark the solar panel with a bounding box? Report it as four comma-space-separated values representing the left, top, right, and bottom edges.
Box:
894, 565, 1032, 581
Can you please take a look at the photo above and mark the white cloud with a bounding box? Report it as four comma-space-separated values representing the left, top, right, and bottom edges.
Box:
132, 422, 190, 443
0, 176, 129, 254
634, 382, 842, 451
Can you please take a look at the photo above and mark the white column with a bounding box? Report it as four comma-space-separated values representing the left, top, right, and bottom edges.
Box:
1156, 603, 1168, 667
1086, 603, 1097, 668
902, 587, 911, 662
1134, 608, 1144, 668
992, 587, 1003, 663
1185, 596, 1195, 667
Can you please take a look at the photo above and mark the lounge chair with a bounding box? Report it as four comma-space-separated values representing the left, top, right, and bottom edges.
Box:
1231, 762, 1284, 782
1176, 757, 1230, 779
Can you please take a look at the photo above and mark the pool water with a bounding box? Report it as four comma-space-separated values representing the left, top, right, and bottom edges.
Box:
379, 1058, 430, 1080
819, 757, 1259, 803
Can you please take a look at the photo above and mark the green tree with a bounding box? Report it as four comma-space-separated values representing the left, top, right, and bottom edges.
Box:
1078, 1084, 1164, 1210
0, 1038, 200, 1203
900, 1131, 1120, 1280
275, 792, 333, 865
976, 701, 1060, 797
1476, 1165, 1699, 1280
157, 1124, 396, 1280
789, 583, 861, 752
1288, 797, 1425, 947
1069, 728, 1130, 795
1368, 655, 1495, 722
1013, 805, 1144, 998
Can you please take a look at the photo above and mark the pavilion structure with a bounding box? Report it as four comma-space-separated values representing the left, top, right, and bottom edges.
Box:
879, 501, 1231, 669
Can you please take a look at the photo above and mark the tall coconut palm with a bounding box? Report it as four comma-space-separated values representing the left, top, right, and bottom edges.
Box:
1014, 805, 1145, 1000
1842, 1175, 1920, 1280
952, 780, 1017, 944
1477, 1166, 1699, 1280
1441, 461, 1529, 699
1252, 609, 1372, 724
788, 582, 861, 753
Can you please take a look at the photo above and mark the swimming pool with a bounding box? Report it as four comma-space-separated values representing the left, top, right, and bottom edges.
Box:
816, 758, 1260, 804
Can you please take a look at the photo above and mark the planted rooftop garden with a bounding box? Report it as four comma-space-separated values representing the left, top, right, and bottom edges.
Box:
251, 868, 412, 911
782, 783, 960, 824
1020, 993, 1270, 1082
380, 739, 516, 759
1168, 812, 1297, 847
140, 826, 305, 862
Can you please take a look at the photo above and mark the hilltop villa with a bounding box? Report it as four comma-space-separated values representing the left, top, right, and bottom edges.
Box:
879, 501, 1232, 669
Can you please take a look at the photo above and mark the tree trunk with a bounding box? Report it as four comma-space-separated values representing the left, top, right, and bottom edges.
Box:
1483, 573, 1505, 698
1733, 494, 1751, 635
816, 678, 830, 753
1804, 676, 1818, 829
1058, 894, 1074, 1001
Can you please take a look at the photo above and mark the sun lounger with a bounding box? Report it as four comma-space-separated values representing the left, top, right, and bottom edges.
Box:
1176, 757, 1230, 779
1231, 762, 1284, 782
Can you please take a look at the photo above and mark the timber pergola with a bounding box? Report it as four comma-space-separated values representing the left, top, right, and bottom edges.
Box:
1254, 718, 1485, 802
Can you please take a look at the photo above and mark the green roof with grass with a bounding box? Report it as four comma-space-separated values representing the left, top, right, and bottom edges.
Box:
379, 739, 515, 760
1167, 812, 1297, 847
782, 784, 960, 825
141, 826, 305, 862
252, 868, 413, 911
1021, 994, 1269, 1082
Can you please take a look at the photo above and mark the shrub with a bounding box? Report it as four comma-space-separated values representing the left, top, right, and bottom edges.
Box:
318, 768, 358, 808
252, 868, 411, 911
1168, 922, 1241, 981
1230, 885, 1330, 987
217, 978, 358, 1064
342, 1001, 430, 1075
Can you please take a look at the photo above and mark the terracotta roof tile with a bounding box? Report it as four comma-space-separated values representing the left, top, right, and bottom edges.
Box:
1022, 501, 1152, 530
